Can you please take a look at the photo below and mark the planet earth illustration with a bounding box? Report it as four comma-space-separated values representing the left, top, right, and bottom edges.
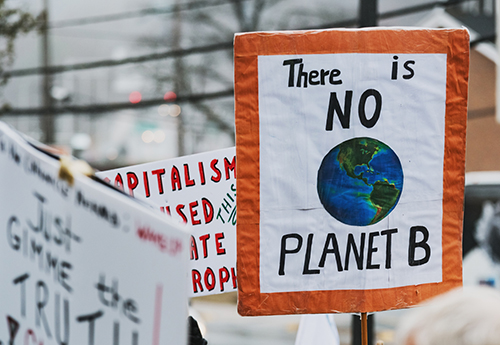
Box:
317, 137, 403, 226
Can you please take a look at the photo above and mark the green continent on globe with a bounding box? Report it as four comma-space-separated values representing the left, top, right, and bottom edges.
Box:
337, 139, 380, 184
369, 180, 401, 224
317, 137, 403, 226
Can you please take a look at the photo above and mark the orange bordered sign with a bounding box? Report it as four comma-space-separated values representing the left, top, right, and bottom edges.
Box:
234, 28, 469, 315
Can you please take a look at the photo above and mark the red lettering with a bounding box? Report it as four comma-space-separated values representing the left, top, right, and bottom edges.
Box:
114, 173, 124, 192
137, 227, 145, 238
198, 162, 206, 185
224, 156, 236, 180
126, 172, 139, 196
190, 236, 198, 260
152, 168, 165, 194
189, 201, 201, 226
103, 177, 110, 183
204, 268, 216, 291
136, 226, 169, 253
170, 238, 183, 256
215, 232, 226, 255
143, 171, 150, 197
202, 198, 214, 223
192, 270, 203, 293
184, 164, 195, 187
176, 204, 187, 223
25, 330, 36, 344
199, 234, 210, 258
171, 166, 182, 191
210, 159, 221, 182
219, 267, 230, 292
158, 236, 167, 251
231, 267, 237, 288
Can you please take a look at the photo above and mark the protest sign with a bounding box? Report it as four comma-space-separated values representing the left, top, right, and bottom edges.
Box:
0, 122, 190, 345
234, 28, 469, 315
97, 147, 237, 297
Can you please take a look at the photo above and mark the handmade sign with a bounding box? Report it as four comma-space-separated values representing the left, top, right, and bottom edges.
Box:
0, 122, 189, 344
234, 28, 469, 315
97, 147, 237, 297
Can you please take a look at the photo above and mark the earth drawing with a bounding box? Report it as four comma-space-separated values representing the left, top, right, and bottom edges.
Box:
317, 137, 404, 226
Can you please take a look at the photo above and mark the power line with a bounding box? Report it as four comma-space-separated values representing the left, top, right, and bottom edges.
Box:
470, 33, 495, 46
379, 0, 466, 22
50, 30, 144, 43
0, 88, 234, 115
3, 0, 476, 79
49, 0, 248, 28
0, 0, 488, 120
3, 41, 233, 78
309, 0, 472, 29
49, 0, 467, 30
1, 0, 487, 120
2, 28, 490, 117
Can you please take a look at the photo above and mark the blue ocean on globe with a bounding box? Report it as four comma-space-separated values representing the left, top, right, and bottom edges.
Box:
317, 137, 404, 226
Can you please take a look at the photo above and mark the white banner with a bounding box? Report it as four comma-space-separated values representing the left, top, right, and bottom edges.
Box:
295, 314, 339, 345
97, 147, 236, 297
0, 123, 189, 345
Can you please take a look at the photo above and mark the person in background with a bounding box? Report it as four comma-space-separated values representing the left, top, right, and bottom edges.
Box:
463, 200, 500, 287
395, 286, 500, 345
188, 316, 208, 345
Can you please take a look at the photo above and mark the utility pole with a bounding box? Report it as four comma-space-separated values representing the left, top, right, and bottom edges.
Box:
173, 0, 186, 156
41, 0, 55, 144
359, 0, 378, 27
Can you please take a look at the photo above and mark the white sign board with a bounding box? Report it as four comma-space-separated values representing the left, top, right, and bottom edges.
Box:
97, 147, 236, 297
0, 122, 189, 344
258, 51, 447, 291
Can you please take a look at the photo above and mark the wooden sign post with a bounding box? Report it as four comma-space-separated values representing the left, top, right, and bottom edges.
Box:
361, 313, 368, 345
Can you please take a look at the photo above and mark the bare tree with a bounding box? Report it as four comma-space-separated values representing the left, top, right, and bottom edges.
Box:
0, 0, 41, 86
137, 0, 349, 154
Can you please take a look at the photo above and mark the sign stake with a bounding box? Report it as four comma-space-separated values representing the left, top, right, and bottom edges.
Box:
361, 312, 368, 345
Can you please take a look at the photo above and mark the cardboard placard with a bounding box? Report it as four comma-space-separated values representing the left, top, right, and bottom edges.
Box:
97, 147, 237, 297
234, 28, 469, 315
0, 122, 190, 344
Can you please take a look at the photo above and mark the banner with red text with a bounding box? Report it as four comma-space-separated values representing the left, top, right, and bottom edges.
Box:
235, 28, 468, 315
97, 147, 236, 297
0, 122, 190, 345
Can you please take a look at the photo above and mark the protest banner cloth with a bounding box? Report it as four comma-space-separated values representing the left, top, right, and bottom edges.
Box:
294, 314, 339, 345
234, 28, 469, 315
0, 122, 190, 345
97, 147, 237, 297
